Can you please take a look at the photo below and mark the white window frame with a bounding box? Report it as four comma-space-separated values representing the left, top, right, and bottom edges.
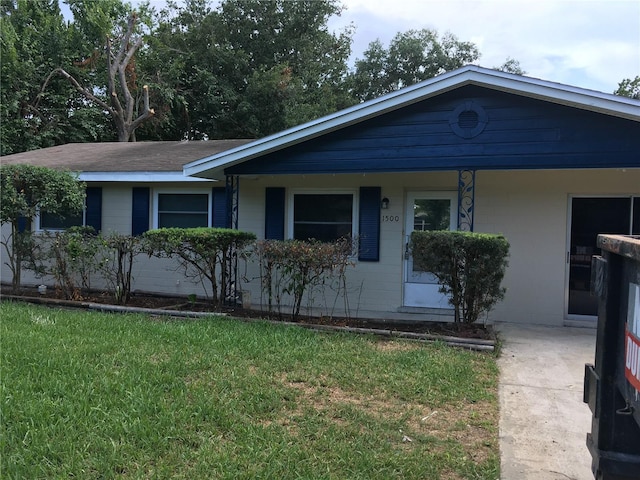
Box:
152, 188, 212, 230
287, 188, 359, 241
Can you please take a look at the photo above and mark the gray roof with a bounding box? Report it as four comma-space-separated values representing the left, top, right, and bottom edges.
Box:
1, 140, 253, 172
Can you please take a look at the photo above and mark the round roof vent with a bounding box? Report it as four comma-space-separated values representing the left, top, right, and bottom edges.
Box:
449, 101, 488, 139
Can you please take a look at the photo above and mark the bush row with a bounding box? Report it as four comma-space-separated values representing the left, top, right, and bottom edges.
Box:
16, 228, 509, 323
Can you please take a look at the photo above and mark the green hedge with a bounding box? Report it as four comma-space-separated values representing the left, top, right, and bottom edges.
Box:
410, 231, 509, 324
144, 228, 256, 305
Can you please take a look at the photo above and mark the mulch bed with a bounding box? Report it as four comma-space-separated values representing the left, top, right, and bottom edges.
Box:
1, 285, 496, 341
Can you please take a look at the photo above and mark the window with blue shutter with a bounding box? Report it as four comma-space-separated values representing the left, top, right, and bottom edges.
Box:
358, 187, 381, 262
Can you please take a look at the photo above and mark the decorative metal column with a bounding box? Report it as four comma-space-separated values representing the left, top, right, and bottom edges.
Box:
225, 175, 240, 305
225, 175, 239, 229
457, 169, 475, 232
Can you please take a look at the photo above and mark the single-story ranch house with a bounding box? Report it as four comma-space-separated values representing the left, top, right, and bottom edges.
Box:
3, 66, 639, 327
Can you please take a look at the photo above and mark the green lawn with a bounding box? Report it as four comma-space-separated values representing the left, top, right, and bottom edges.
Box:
1, 302, 499, 479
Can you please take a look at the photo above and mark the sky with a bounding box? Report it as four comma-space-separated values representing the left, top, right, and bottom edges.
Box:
329, 0, 640, 93
68, 0, 640, 94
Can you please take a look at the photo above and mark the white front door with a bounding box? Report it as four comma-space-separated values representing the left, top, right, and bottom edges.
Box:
403, 192, 458, 309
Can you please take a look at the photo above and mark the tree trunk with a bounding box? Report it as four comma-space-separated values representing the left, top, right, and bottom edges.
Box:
41, 13, 154, 143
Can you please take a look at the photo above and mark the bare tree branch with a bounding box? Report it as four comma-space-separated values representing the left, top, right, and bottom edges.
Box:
40, 12, 153, 142
39, 67, 114, 114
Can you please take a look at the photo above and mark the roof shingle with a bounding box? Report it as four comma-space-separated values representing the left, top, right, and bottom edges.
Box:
0, 140, 253, 172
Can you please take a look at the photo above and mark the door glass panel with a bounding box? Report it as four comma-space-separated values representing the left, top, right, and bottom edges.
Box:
413, 199, 451, 232
409, 198, 452, 283
404, 193, 456, 309
568, 197, 631, 316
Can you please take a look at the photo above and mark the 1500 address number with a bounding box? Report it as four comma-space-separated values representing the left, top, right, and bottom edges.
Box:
382, 215, 400, 222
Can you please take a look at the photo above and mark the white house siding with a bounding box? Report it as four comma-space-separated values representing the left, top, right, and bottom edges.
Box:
3, 183, 213, 300
234, 169, 639, 326
475, 168, 640, 326
5, 170, 638, 327
235, 172, 459, 318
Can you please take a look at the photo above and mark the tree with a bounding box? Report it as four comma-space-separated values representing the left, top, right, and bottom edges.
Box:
0, 0, 114, 155
495, 57, 526, 75
42, 4, 155, 141
348, 29, 480, 102
137, 0, 354, 140
0, 164, 86, 291
614, 76, 640, 99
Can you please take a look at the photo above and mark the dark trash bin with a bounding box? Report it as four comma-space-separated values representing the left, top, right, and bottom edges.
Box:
584, 234, 640, 480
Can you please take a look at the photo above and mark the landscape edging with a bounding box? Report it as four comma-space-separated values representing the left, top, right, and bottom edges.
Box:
2, 294, 494, 352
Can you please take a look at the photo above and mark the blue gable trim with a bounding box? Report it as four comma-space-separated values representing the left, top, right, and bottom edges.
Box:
226, 86, 640, 176
185, 66, 640, 180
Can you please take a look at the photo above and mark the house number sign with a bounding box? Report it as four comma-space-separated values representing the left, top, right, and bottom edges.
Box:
382, 215, 400, 222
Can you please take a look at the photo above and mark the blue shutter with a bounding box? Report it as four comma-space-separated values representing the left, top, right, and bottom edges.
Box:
17, 216, 30, 233
265, 187, 285, 240
85, 187, 102, 233
358, 187, 381, 262
131, 187, 150, 235
212, 187, 228, 228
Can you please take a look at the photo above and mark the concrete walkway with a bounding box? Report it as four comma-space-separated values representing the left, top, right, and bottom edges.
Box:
497, 323, 596, 480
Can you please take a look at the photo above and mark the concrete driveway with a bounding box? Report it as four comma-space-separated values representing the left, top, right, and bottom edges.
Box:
497, 323, 596, 480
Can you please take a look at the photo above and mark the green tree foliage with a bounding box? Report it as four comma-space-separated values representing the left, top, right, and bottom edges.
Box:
410, 231, 509, 324
348, 29, 480, 102
494, 57, 526, 75
137, 0, 354, 140
0, 0, 113, 155
614, 76, 640, 99
143, 228, 256, 306
0, 164, 86, 290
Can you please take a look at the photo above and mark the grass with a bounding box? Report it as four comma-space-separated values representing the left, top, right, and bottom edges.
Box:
1, 302, 500, 479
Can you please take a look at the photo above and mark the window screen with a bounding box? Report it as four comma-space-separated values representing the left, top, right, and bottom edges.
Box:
293, 194, 353, 242
157, 193, 208, 228
39, 211, 83, 230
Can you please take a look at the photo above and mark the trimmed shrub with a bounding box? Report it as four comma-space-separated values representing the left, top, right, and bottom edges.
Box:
97, 233, 145, 305
34, 226, 99, 300
144, 228, 256, 306
410, 231, 509, 324
252, 238, 355, 320
0, 164, 85, 290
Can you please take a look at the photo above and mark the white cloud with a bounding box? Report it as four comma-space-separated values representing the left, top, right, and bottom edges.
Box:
336, 0, 640, 92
